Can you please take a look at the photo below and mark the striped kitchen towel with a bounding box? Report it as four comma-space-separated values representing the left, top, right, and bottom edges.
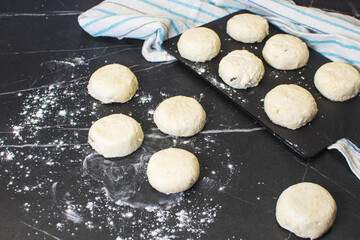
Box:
78, 0, 360, 69
328, 139, 360, 181
78, 0, 360, 180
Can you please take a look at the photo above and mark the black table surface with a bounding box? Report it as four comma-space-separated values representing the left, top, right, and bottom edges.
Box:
0, 0, 359, 239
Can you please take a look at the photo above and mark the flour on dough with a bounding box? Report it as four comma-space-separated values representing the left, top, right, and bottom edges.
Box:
147, 148, 200, 194
153, 96, 206, 137
276, 182, 337, 239
218, 50, 265, 89
264, 84, 317, 130
177, 27, 221, 62
262, 34, 309, 70
88, 63, 138, 104
315, 62, 360, 102
227, 13, 269, 43
88, 114, 144, 158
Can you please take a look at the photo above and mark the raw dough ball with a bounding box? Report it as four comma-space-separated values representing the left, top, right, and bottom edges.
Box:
147, 148, 200, 194
226, 13, 269, 43
153, 96, 206, 137
264, 84, 317, 130
177, 27, 221, 62
262, 34, 309, 70
88, 63, 138, 104
88, 114, 144, 158
314, 62, 360, 102
276, 182, 337, 239
218, 50, 265, 89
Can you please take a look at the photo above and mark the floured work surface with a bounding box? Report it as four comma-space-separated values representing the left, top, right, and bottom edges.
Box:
162, 10, 360, 158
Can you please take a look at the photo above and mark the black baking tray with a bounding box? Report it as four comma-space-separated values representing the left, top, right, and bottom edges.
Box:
162, 10, 360, 158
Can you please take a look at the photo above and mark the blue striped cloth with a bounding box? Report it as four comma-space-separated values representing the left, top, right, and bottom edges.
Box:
78, 0, 360, 69
78, 0, 360, 180
329, 139, 360, 181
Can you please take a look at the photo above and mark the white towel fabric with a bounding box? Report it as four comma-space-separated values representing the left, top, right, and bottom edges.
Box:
78, 0, 360, 68
78, 0, 360, 180
328, 139, 360, 181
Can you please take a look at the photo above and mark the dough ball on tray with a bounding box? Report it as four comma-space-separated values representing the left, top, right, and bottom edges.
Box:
177, 27, 221, 62
227, 13, 269, 43
262, 34, 309, 70
264, 84, 317, 130
218, 50, 265, 89
314, 62, 360, 102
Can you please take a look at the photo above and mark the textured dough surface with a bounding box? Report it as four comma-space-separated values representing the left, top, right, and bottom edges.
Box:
88, 114, 144, 158
315, 62, 360, 102
177, 27, 221, 62
154, 96, 206, 137
218, 50, 265, 89
147, 148, 200, 194
226, 13, 269, 43
264, 84, 317, 129
262, 34, 309, 70
88, 64, 138, 104
276, 182, 337, 239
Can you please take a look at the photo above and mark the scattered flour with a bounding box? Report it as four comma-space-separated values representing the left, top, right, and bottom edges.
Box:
0, 55, 258, 239
138, 93, 153, 104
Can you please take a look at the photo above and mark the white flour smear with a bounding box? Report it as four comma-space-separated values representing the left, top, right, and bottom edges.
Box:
0, 56, 256, 239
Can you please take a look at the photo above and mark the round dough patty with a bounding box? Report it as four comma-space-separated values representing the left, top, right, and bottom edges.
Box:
88, 114, 144, 158
276, 182, 337, 239
314, 62, 360, 102
262, 34, 309, 70
88, 63, 138, 104
218, 50, 265, 89
177, 27, 221, 62
147, 148, 200, 194
153, 96, 206, 137
226, 13, 269, 43
264, 84, 317, 130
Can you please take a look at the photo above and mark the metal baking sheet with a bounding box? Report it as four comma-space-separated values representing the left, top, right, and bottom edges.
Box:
162, 10, 360, 158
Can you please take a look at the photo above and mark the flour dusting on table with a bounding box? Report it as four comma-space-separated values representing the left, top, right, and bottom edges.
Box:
0, 56, 246, 239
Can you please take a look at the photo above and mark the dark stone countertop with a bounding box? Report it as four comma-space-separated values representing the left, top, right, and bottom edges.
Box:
0, 1, 359, 239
